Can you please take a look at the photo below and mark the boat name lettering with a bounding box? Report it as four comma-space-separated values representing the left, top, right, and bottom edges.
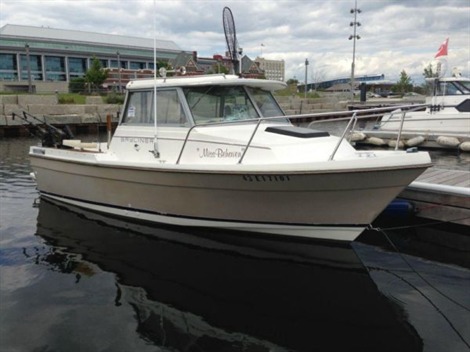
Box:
242, 174, 291, 182
199, 148, 242, 158
120, 137, 153, 143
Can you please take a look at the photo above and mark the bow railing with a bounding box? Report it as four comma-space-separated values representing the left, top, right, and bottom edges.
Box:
175, 104, 428, 164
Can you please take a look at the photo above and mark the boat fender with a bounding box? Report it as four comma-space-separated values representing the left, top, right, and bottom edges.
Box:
365, 136, 386, 146
405, 136, 425, 147
459, 141, 470, 152
382, 199, 415, 218
436, 136, 460, 148
349, 131, 367, 142
388, 139, 405, 149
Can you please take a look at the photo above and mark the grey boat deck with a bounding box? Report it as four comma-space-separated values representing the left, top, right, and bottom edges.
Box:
414, 168, 470, 188
400, 168, 470, 226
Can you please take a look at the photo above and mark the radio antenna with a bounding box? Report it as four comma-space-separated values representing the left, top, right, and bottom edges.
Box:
152, 0, 160, 158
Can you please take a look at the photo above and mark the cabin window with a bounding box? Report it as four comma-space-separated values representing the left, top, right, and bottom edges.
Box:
438, 82, 460, 95
184, 86, 259, 124
246, 87, 284, 117
437, 81, 470, 96
122, 89, 188, 126
456, 80, 470, 94
122, 90, 153, 124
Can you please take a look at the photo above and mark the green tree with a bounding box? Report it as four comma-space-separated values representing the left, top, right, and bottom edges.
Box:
421, 64, 437, 95
208, 63, 229, 74
85, 57, 108, 93
286, 78, 299, 85
69, 77, 86, 93
423, 63, 437, 79
392, 70, 413, 96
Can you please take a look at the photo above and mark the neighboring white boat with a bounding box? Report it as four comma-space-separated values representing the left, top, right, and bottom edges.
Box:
377, 76, 470, 137
29, 74, 431, 242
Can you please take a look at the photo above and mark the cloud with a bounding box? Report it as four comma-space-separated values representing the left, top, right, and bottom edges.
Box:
1, 0, 469, 82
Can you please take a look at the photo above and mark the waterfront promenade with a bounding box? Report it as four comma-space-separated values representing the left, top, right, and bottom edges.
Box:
0, 94, 121, 137
0, 93, 424, 137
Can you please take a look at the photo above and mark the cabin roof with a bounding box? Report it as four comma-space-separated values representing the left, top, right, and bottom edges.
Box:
126, 74, 287, 91
428, 76, 470, 83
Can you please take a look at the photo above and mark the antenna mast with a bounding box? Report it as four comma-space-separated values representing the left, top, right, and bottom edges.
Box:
152, 0, 160, 158
223, 7, 241, 75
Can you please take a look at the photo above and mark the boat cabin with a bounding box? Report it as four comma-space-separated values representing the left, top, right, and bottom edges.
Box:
120, 75, 287, 127
429, 77, 470, 96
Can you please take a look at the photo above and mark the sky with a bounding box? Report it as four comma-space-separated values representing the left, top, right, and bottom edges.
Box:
1, 0, 469, 84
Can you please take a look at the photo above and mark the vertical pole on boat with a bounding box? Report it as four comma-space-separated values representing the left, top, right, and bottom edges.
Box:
152, 0, 160, 158
106, 113, 112, 149
395, 110, 406, 150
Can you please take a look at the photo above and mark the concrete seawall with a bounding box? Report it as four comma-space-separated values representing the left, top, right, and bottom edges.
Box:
1, 93, 417, 137
275, 95, 349, 115
3, 94, 347, 137
0, 95, 121, 137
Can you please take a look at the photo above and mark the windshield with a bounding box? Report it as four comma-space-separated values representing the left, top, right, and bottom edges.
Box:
455, 80, 470, 94
183, 85, 284, 124
246, 87, 285, 117
437, 80, 470, 95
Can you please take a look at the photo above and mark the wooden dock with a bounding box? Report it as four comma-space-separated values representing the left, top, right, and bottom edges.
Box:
400, 168, 470, 226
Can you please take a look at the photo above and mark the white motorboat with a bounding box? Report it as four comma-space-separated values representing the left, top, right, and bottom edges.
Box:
377, 76, 470, 137
29, 74, 431, 242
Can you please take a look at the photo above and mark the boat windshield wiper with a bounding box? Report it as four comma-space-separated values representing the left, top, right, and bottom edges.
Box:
186, 86, 214, 111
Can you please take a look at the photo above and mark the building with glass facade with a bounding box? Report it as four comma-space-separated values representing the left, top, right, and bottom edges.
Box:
0, 24, 190, 92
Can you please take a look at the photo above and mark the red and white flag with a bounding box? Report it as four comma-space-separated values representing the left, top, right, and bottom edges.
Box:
435, 38, 449, 58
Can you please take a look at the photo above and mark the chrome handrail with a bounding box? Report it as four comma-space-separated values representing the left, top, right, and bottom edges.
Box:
174, 103, 428, 164
394, 105, 428, 150
328, 112, 357, 161
237, 118, 264, 164
175, 116, 284, 164
395, 110, 407, 150
176, 124, 199, 164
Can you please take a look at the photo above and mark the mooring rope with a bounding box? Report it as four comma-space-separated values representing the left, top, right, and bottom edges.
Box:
369, 225, 470, 312
365, 224, 470, 349
366, 262, 470, 349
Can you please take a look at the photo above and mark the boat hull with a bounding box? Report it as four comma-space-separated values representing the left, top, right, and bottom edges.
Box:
379, 110, 470, 136
30, 154, 429, 242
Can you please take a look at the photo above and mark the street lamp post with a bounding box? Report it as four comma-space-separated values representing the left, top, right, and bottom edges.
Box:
349, 0, 361, 101
304, 58, 309, 99
25, 44, 33, 93
117, 51, 122, 93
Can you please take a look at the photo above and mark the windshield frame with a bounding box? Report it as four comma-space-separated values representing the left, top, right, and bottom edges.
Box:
183, 84, 285, 125
455, 80, 470, 94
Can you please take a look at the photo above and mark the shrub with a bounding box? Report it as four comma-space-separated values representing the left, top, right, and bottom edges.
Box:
57, 94, 86, 104
105, 92, 125, 104
58, 95, 75, 104
69, 77, 86, 93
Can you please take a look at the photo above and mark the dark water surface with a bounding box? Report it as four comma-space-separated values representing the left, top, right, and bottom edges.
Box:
1, 137, 469, 352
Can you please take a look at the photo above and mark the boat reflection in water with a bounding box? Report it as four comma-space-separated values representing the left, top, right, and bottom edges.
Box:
35, 198, 423, 351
